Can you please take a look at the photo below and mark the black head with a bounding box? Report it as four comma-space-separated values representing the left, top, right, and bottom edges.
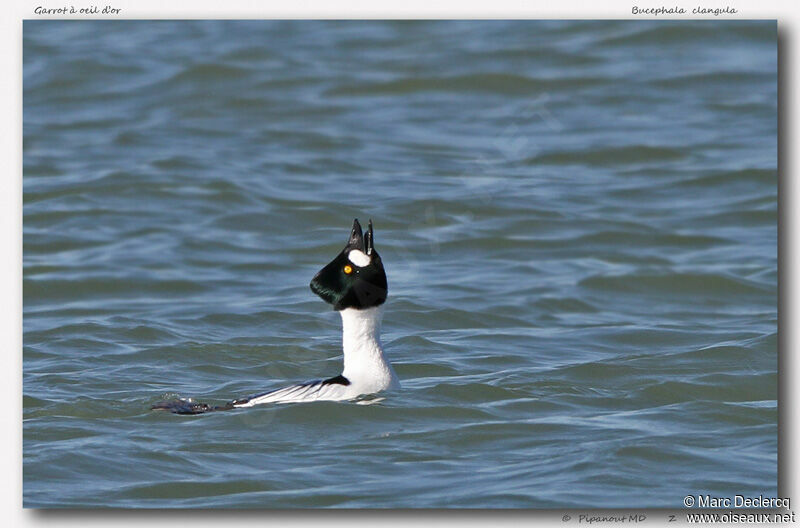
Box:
310, 219, 388, 311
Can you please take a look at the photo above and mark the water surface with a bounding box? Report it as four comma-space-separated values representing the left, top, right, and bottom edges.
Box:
23, 20, 777, 508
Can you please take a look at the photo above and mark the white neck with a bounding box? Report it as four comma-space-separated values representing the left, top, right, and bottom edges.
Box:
339, 306, 398, 391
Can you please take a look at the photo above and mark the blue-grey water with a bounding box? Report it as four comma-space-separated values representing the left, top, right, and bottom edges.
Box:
23, 20, 777, 508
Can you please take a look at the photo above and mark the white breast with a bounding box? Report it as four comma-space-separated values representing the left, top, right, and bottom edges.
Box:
339, 306, 399, 393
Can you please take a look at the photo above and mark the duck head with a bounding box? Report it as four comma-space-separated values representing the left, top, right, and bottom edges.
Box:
310, 219, 388, 311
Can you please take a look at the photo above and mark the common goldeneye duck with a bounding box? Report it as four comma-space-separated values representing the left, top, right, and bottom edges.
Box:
152, 218, 399, 414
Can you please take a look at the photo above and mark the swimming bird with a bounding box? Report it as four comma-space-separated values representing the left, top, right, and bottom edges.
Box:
152, 218, 399, 414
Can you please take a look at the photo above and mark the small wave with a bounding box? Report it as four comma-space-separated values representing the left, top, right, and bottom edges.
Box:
533, 296, 598, 314
575, 230, 730, 249
597, 22, 775, 47
151, 156, 205, 171
164, 63, 252, 84
675, 168, 775, 189
119, 479, 269, 501
637, 372, 776, 405
524, 145, 686, 166
24, 162, 63, 178
24, 276, 208, 301
218, 46, 277, 63
325, 73, 609, 97
650, 71, 774, 89
579, 272, 771, 296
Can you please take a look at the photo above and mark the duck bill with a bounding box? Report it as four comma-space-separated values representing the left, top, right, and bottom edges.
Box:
346, 218, 365, 251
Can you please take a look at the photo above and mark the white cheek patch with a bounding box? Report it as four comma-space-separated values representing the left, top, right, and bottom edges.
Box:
347, 249, 371, 267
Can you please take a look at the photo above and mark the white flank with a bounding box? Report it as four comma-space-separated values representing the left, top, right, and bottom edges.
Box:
234, 305, 398, 407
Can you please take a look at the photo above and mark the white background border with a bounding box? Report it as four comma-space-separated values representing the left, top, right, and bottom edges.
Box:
5, 1, 794, 526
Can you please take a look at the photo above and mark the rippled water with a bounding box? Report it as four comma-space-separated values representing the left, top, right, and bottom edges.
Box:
23, 20, 777, 508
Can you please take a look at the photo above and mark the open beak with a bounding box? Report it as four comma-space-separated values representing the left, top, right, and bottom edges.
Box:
365, 219, 374, 255
346, 218, 365, 251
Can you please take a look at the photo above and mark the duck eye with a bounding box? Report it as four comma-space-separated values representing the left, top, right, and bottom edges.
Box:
343, 265, 353, 275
